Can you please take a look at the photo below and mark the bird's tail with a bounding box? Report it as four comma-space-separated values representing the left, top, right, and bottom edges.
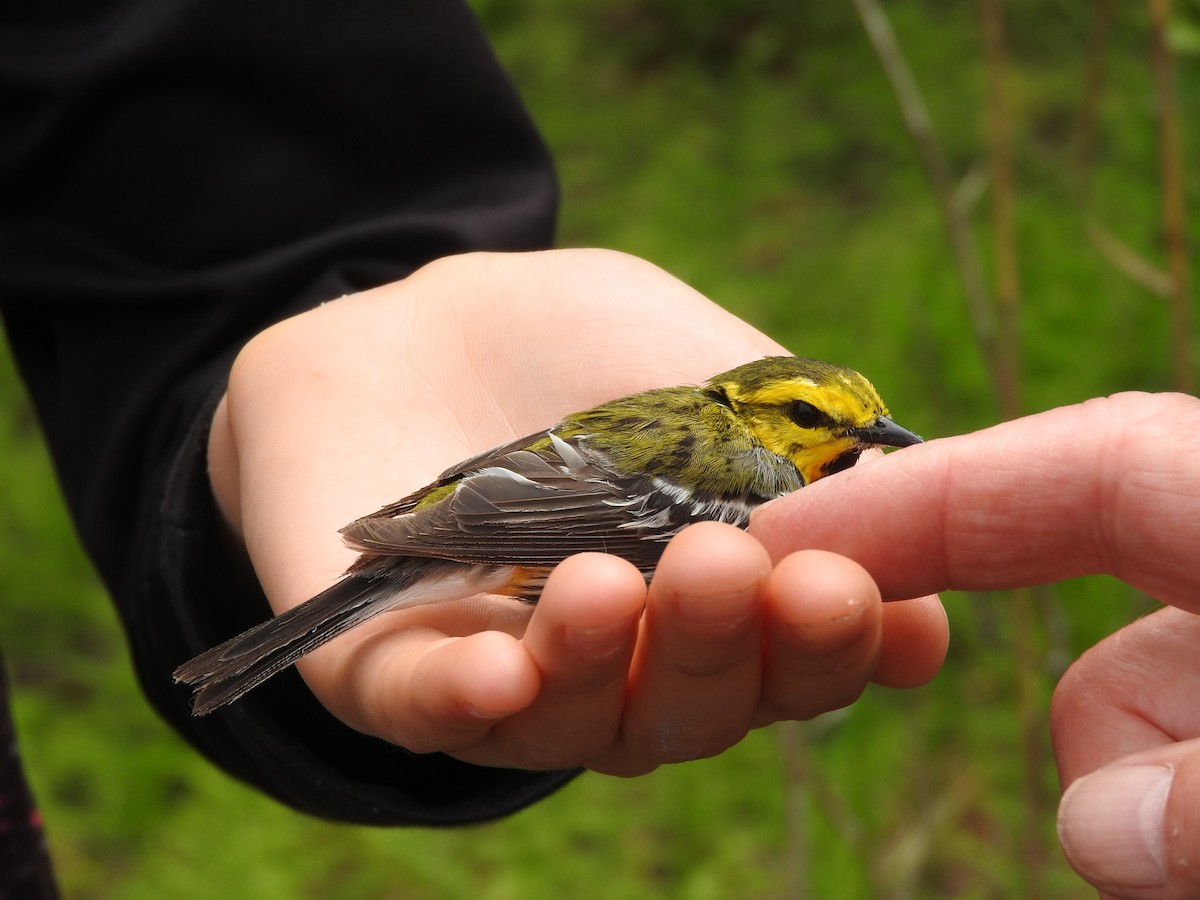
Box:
173, 572, 403, 716
174, 557, 501, 716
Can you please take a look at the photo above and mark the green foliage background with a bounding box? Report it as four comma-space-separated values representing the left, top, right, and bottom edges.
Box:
1, 2, 1196, 897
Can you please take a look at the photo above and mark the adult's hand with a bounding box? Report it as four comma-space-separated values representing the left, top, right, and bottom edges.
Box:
205, 248, 947, 776
751, 391, 1200, 898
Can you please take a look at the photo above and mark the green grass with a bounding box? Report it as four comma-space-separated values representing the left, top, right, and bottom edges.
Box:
2, 1, 1195, 896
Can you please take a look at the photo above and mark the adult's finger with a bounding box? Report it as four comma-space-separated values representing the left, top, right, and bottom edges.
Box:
750, 392, 1200, 613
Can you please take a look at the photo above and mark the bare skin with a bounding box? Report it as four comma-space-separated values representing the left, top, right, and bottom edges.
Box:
753, 391, 1200, 899
208, 245, 1200, 894
205, 248, 948, 777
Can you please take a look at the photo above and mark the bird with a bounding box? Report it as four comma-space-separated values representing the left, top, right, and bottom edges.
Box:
174, 355, 922, 715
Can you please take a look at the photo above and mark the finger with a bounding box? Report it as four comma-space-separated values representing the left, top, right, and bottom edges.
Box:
467, 553, 644, 770
1051, 608, 1200, 898
754, 550, 882, 725
874, 595, 948, 688
750, 392, 1200, 611
596, 522, 769, 776
1051, 607, 1200, 784
1057, 740, 1200, 900
330, 627, 541, 755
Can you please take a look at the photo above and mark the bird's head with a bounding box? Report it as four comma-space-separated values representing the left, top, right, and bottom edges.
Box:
706, 356, 923, 485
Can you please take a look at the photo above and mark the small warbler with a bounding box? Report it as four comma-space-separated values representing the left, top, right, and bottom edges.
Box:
176, 355, 922, 714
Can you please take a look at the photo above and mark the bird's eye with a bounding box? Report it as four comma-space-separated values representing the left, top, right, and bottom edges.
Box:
788, 400, 823, 428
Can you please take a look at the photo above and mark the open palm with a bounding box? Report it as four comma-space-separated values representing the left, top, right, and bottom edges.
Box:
207, 249, 947, 775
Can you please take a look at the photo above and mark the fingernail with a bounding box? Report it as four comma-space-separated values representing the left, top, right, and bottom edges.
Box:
1057, 764, 1172, 890
462, 702, 509, 721
565, 620, 632, 659
787, 595, 867, 650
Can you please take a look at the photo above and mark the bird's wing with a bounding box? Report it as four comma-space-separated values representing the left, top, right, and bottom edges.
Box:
339, 432, 757, 572
361, 427, 556, 519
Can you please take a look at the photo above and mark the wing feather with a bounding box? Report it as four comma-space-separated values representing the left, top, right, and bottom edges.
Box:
339, 432, 756, 573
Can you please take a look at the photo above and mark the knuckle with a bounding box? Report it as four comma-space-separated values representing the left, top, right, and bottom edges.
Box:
629, 719, 745, 765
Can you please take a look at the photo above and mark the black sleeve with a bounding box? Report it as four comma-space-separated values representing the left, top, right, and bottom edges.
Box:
0, 0, 581, 823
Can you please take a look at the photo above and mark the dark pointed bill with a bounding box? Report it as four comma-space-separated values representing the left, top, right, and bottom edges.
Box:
851, 416, 923, 449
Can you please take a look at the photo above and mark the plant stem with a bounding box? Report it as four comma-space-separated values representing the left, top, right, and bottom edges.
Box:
982, 0, 1021, 419
1147, 0, 1194, 392
1074, 0, 1114, 199
850, 0, 1000, 399
778, 722, 810, 900
981, 6, 1049, 896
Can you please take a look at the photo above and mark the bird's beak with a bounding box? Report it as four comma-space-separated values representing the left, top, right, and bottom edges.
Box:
851, 416, 923, 449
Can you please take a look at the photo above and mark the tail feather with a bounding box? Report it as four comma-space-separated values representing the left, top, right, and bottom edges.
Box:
174, 573, 396, 715
174, 558, 516, 715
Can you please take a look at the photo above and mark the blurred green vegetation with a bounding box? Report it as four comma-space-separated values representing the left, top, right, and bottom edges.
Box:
1, 1, 1195, 897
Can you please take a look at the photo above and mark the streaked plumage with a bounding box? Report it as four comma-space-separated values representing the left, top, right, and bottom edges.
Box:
175, 356, 922, 714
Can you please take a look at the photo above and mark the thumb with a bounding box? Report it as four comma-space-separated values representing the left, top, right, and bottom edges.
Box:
1051, 608, 1200, 899
1056, 744, 1200, 900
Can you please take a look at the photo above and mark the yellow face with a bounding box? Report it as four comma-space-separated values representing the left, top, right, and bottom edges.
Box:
707, 357, 921, 485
